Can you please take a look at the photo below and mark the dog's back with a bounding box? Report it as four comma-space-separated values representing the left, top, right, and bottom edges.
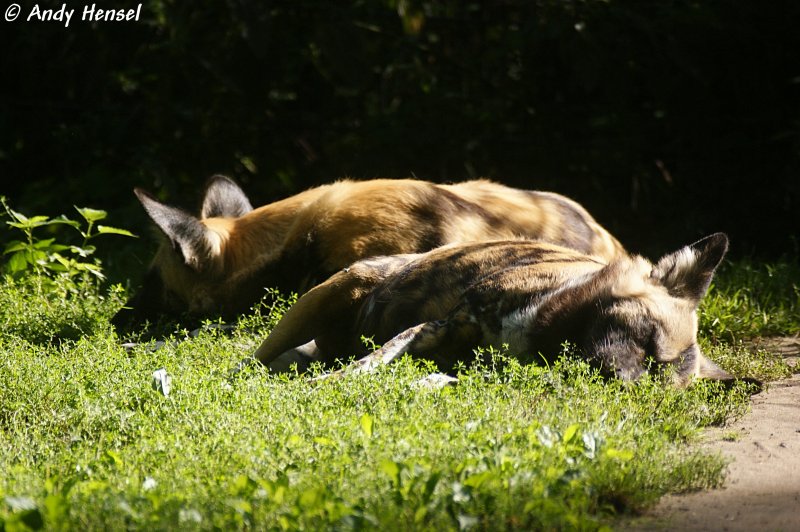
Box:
357, 240, 606, 344
115, 177, 624, 331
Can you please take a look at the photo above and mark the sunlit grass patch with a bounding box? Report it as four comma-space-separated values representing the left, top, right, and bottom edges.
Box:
700, 257, 800, 341
0, 327, 754, 530
0, 255, 797, 529
0, 275, 125, 344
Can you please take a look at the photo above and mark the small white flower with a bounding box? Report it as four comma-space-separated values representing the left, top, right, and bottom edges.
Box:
151, 368, 172, 397
179, 508, 203, 524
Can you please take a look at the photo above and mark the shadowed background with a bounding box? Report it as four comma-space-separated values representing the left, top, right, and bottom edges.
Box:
1, 0, 798, 284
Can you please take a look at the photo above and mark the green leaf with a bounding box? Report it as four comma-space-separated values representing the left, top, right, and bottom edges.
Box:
8, 217, 51, 230
104, 449, 124, 468
29, 250, 48, 263
43, 494, 69, 527
5, 210, 50, 226
3, 240, 26, 254
8, 208, 29, 223
74, 206, 107, 222
77, 263, 105, 279
231, 475, 257, 497
6, 251, 31, 273
313, 436, 336, 447
49, 215, 81, 229
32, 238, 55, 249
359, 413, 374, 438
227, 497, 252, 515
43, 261, 69, 273
46, 244, 71, 252
562, 423, 580, 444
75, 480, 108, 494
70, 245, 96, 258
379, 460, 401, 486
238, 155, 258, 174
605, 448, 634, 462
97, 225, 136, 237
49, 253, 71, 268
462, 470, 496, 489
298, 487, 324, 510
26, 252, 48, 271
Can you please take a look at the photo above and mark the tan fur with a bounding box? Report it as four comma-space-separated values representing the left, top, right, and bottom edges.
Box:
443, 181, 623, 260
115, 177, 625, 330
247, 234, 735, 387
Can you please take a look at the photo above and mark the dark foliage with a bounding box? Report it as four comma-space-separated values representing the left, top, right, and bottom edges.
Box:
2, 0, 798, 280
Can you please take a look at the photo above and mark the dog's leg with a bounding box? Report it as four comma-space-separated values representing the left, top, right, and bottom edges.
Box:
352, 322, 434, 373
249, 281, 357, 365
267, 340, 321, 374
310, 322, 431, 382
232, 265, 384, 378
314, 311, 482, 380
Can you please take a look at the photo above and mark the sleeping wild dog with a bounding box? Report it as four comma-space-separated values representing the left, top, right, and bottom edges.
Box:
112, 176, 624, 331
243, 233, 734, 386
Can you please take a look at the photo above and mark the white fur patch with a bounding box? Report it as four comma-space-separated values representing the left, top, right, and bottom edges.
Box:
499, 303, 541, 351
672, 247, 699, 270
497, 268, 601, 351
204, 229, 225, 258
655, 246, 700, 288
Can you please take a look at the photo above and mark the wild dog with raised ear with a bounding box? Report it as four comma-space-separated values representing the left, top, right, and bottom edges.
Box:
247, 234, 733, 386
113, 176, 624, 331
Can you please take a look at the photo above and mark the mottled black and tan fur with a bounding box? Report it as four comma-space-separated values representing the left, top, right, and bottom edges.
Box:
248, 234, 733, 386
113, 176, 624, 331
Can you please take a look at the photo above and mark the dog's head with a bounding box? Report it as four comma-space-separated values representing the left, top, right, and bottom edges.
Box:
111, 175, 253, 333
583, 233, 732, 386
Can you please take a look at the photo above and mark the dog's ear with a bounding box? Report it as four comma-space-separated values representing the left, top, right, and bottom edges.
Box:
651, 233, 729, 306
201, 175, 253, 219
134, 188, 212, 271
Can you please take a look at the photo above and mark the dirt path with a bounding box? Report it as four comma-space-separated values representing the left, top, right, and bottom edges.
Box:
623, 337, 800, 531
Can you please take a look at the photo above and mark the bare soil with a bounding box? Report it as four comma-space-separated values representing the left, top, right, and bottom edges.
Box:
623, 336, 800, 531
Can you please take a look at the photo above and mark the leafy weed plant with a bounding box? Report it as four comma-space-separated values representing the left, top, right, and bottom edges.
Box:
0, 199, 133, 344
1, 196, 134, 281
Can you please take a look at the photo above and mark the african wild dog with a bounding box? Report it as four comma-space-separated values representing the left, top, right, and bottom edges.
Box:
244, 233, 733, 386
112, 176, 624, 331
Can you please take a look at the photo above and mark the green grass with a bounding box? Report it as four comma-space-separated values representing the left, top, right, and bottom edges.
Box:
0, 256, 797, 530
700, 257, 800, 341
0, 276, 126, 345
